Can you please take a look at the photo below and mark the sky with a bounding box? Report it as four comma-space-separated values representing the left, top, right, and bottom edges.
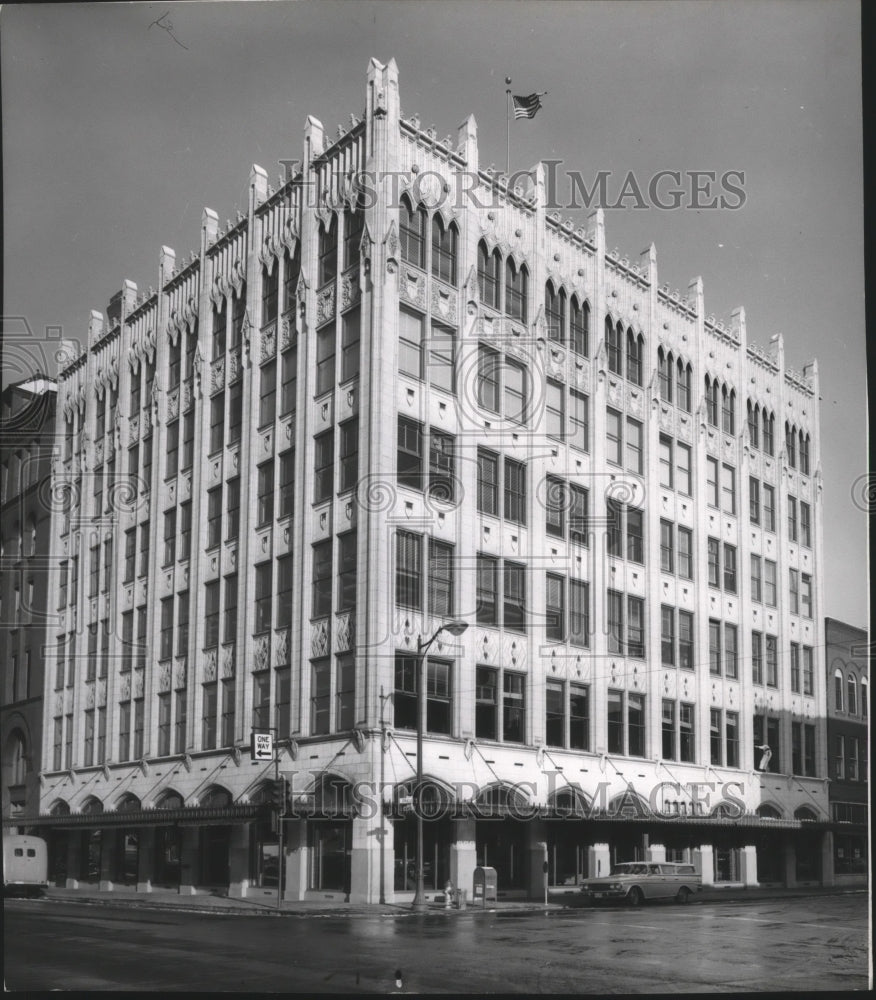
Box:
1, 0, 867, 626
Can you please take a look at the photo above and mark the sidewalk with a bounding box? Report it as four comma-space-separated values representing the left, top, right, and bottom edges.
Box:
7, 882, 866, 918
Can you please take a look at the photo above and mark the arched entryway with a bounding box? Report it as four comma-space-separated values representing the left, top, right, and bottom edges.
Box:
113, 794, 141, 885
153, 791, 183, 887
47, 800, 70, 886
78, 797, 104, 883
197, 786, 232, 888
474, 784, 533, 891
391, 777, 454, 893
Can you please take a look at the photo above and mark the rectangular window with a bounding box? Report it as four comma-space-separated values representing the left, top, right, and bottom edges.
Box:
607, 500, 623, 559
119, 702, 131, 761
659, 435, 673, 489
721, 464, 736, 514
628, 693, 645, 756
166, 420, 179, 478
428, 539, 454, 617
660, 520, 674, 573
570, 389, 589, 451
395, 531, 421, 610
476, 554, 498, 626
158, 693, 171, 757
723, 543, 737, 593
625, 417, 643, 474
707, 537, 720, 587
279, 450, 295, 518
503, 561, 526, 633
336, 655, 355, 731
765, 634, 778, 687
607, 589, 623, 654
219, 681, 233, 752
397, 416, 423, 492
762, 484, 776, 532
545, 573, 565, 642
545, 476, 565, 537
751, 554, 762, 603
706, 457, 719, 507
800, 502, 812, 547
201, 682, 217, 750
259, 361, 276, 428
275, 667, 290, 739
569, 484, 589, 546
210, 394, 224, 454
726, 712, 739, 767
338, 420, 358, 494
204, 581, 220, 648
429, 322, 455, 393
792, 722, 803, 776
207, 487, 222, 549
724, 624, 738, 679
257, 462, 274, 526
504, 359, 526, 423
276, 553, 294, 629
678, 611, 694, 670
138, 521, 150, 578
314, 429, 334, 503
606, 408, 622, 466
764, 560, 777, 607
227, 380, 243, 446
174, 689, 187, 754
627, 596, 645, 658
429, 429, 456, 502
710, 709, 723, 766
393, 655, 417, 731
341, 307, 361, 383
160, 597, 174, 660
476, 344, 499, 412
399, 308, 424, 379
477, 449, 498, 515
223, 574, 238, 644
252, 671, 271, 731
546, 380, 564, 440
503, 458, 526, 525
749, 477, 760, 525
790, 642, 801, 693
426, 659, 451, 735
626, 508, 643, 564
801, 574, 812, 618
608, 690, 623, 754
281, 345, 297, 416
503, 672, 525, 743
316, 325, 335, 396
678, 526, 693, 580
788, 496, 798, 543
89, 544, 100, 597
179, 501, 191, 561
789, 568, 799, 615
475, 666, 498, 740
177, 590, 189, 656
312, 541, 332, 618
569, 579, 590, 648
545, 682, 564, 747
255, 562, 273, 633
311, 659, 330, 734
752, 631, 763, 685
803, 725, 816, 778
570, 684, 589, 750
337, 532, 357, 613
680, 703, 695, 762
709, 619, 721, 675
676, 443, 692, 496
163, 508, 176, 567
661, 605, 675, 666
803, 646, 814, 696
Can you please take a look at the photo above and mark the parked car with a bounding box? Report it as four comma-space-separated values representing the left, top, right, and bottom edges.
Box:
579, 861, 702, 906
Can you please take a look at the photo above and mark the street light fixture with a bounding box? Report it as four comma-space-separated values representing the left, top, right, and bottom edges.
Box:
412, 619, 468, 912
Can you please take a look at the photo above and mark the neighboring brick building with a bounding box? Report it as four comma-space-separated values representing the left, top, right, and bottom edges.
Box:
825, 617, 869, 886
1, 376, 57, 827
23, 59, 831, 901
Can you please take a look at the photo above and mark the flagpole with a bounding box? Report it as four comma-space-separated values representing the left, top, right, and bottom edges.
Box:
505, 77, 512, 174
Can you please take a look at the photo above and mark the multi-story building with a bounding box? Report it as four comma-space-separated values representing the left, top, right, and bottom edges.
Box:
825, 617, 869, 886
1, 376, 57, 827
28, 59, 830, 902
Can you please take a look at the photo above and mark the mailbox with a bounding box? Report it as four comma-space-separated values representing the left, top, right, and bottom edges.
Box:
473, 866, 498, 904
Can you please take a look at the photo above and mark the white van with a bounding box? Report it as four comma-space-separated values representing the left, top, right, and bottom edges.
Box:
3, 834, 48, 896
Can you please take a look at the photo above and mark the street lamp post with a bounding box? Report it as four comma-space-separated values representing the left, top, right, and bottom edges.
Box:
412, 620, 468, 913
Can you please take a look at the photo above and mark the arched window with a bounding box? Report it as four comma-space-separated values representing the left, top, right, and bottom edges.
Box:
605, 317, 622, 375
657, 347, 672, 402
154, 791, 184, 810
505, 259, 528, 322
545, 283, 565, 342
626, 329, 643, 386
116, 793, 141, 812
763, 411, 775, 456
343, 205, 364, 271
477, 241, 501, 310
261, 261, 279, 326
834, 668, 844, 712
431, 216, 457, 284
861, 678, 868, 720
318, 215, 338, 286
212, 298, 227, 362
847, 675, 858, 716
200, 786, 232, 808
800, 433, 810, 476
747, 400, 760, 448
676, 360, 691, 412
705, 376, 718, 426
399, 197, 425, 269
9, 731, 26, 785
720, 388, 735, 434
570, 298, 589, 356
785, 422, 796, 467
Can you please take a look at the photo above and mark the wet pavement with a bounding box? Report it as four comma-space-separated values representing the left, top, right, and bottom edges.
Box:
4, 890, 869, 992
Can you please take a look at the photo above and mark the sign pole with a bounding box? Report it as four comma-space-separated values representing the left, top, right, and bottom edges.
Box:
505, 77, 512, 175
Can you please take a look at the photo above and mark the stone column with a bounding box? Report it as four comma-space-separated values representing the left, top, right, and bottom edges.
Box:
450, 818, 477, 901
693, 844, 714, 885
588, 843, 611, 879
65, 833, 81, 889
228, 823, 250, 898
178, 826, 199, 895
98, 829, 115, 892
283, 818, 308, 901
739, 844, 758, 886
820, 830, 835, 887
350, 813, 381, 904
136, 827, 155, 893
645, 842, 666, 863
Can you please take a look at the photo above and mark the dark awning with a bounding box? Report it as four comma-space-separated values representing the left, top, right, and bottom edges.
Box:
4, 803, 268, 830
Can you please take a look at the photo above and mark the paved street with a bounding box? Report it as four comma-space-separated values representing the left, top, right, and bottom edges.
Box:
4, 893, 869, 993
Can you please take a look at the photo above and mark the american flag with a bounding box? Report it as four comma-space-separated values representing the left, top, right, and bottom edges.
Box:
512, 93, 545, 119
